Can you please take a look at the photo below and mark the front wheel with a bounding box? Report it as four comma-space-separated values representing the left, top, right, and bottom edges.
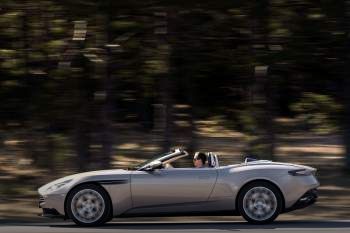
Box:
238, 181, 282, 224
66, 184, 112, 226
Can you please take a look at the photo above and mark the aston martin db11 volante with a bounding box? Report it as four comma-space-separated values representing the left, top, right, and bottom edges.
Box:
38, 148, 319, 226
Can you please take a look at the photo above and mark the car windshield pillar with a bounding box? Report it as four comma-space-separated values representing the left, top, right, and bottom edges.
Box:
136, 148, 187, 171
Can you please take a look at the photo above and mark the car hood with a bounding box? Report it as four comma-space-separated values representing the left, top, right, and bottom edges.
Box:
39, 169, 130, 195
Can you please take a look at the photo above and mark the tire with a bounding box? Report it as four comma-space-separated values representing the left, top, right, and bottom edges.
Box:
66, 184, 112, 226
237, 181, 282, 224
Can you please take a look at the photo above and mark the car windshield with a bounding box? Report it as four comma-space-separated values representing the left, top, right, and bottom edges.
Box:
132, 151, 173, 170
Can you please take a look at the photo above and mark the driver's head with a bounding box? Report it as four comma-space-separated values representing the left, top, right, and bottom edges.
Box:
193, 152, 207, 168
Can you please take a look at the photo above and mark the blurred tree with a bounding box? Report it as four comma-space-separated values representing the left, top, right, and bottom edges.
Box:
1, 0, 350, 173
344, 0, 350, 170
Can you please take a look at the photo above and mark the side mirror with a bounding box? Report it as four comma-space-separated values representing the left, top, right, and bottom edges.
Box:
144, 160, 162, 171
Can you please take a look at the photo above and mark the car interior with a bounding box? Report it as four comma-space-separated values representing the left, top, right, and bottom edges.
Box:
163, 152, 219, 169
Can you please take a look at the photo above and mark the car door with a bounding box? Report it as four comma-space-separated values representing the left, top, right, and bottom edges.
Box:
130, 168, 218, 209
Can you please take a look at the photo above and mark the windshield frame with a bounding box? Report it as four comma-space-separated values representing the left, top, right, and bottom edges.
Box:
135, 148, 188, 171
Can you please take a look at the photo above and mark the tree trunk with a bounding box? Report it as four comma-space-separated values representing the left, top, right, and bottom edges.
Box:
249, 0, 275, 160
344, 0, 350, 170
75, 121, 90, 171
96, 11, 114, 169
154, 10, 172, 152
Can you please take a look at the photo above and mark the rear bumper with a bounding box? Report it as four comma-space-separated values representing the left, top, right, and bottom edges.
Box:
284, 188, 318, 213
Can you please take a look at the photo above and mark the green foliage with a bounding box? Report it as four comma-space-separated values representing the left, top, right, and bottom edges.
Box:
236, 108, 258, 134
291, 93, 342, 134
110, 20, 143, 31
45, 40, 66, 54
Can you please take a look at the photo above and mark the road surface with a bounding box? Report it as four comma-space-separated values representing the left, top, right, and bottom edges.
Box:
1, 220, 350, 233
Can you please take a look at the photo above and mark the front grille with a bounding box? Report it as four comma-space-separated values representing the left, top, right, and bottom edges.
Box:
312, 170, 317, 177
39, 195, 45, 207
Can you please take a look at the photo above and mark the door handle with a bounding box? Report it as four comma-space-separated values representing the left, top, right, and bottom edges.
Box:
198, 175, 210, 179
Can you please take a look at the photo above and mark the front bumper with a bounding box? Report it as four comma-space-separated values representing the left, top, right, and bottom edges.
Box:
39, 195, 62, 218
40, 208, 65, 218
38, 193, 66, 217
284, 188, 318, 212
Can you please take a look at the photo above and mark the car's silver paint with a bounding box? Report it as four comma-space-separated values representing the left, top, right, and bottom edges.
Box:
39, 169, 132, 215
130, 168, 217, 208
209, 162, 319, 209
38, 151, 319, 217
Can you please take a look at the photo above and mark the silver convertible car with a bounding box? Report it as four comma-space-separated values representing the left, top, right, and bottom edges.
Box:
38, 148, 319, 226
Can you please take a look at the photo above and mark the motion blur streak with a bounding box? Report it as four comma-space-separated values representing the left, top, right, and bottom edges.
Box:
0, 0, 349, 222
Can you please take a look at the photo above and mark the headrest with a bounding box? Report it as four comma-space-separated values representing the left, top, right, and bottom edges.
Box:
207, 152, 219, 168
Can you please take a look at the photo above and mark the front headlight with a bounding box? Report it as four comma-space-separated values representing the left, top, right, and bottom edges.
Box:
46, 179, 72, 193
288, 169, 314, 176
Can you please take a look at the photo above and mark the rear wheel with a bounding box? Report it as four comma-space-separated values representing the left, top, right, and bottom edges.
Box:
238, 181, 282, 224
66, 184, 112, 226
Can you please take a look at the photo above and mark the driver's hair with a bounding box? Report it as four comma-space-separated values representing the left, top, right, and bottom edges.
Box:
194, 152, 207, 165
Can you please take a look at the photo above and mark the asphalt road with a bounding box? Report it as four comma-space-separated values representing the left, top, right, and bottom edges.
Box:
1, 220, 350, 233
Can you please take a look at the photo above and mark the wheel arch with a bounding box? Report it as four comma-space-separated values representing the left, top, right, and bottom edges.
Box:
64, 182, 113, 219
235, 179, 285, 212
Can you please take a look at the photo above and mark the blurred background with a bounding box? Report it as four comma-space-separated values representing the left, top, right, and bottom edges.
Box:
0, 0, 349, 222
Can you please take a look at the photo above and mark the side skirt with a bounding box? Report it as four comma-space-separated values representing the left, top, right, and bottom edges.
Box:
118, 210, 240, 218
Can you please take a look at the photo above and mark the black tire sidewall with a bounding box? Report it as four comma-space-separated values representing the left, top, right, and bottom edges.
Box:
238, 181, 282, 224
66, 183, 112, 226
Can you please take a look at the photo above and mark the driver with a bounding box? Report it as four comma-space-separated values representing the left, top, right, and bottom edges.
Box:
193, 152, 207, 168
